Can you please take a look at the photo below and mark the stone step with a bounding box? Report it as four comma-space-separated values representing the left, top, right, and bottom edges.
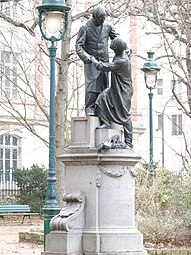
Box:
19, 231, 44, 244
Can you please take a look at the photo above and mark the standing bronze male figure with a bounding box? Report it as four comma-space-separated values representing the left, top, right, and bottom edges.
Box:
76, 6, 118, 116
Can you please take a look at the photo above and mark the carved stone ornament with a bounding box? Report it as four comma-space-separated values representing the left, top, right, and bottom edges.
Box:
50, 191, 85, 232
99, 165, 127, 178
129, 168, 138, 177
96, 168, 102, 187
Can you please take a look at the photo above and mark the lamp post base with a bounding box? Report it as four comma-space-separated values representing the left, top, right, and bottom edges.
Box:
43, 207, 61, 249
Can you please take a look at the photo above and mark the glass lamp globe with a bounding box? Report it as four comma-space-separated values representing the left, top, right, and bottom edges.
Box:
44, 12, 64, 36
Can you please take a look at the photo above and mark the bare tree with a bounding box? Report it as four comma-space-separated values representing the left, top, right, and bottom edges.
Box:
127, 0, 191, 167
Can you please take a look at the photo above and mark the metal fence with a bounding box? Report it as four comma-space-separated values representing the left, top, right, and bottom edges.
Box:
0, 172, 19, 200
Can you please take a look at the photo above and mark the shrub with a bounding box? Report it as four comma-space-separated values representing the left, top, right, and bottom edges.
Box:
13, 164, 47, 213
136, 162, 191, 245
0, 196, 17, 205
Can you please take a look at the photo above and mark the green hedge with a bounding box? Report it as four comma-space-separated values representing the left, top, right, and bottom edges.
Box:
13, 164, 47, 213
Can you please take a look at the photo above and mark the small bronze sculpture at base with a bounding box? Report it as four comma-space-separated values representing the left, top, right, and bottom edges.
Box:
98, 135, 132, 151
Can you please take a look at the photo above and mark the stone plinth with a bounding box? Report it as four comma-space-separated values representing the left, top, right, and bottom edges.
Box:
42, 117, 146, 255
70, 117, 123, 149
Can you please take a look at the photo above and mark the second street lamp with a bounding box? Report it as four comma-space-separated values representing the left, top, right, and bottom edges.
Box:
141, 51, 160, 185
36, 0, 71, 246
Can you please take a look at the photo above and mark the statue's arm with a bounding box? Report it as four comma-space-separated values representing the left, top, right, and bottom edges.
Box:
75, 27, 92, 63
97, 61, 121, 72
91, 56, 121, 72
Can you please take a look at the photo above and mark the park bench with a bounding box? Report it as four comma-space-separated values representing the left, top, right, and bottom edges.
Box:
0, 204, 39, 224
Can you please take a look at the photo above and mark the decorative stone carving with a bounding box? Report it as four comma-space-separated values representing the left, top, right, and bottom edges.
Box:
130, 168, 138, 177
50, 191, 85, 232
99, 165, 127, 178
96, 167, 102, 187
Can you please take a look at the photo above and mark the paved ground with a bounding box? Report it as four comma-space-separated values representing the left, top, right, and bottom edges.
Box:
0, 217, 44, 255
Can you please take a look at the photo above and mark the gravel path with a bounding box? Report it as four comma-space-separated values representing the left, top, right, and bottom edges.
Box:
0, 219, 44, 255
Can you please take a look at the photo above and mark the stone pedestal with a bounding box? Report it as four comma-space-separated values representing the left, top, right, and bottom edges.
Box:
42, 117, 146, 255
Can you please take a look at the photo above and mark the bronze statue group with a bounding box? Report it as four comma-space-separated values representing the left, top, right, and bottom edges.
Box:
76, 6, 133, 149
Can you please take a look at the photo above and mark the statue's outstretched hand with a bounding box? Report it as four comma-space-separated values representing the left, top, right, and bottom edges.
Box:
91, 56, 99, 65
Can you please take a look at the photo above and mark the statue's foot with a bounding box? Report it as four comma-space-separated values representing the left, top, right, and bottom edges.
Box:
86, 109, 95, 116
86, 112, 95, 116
97, 123, 111, 129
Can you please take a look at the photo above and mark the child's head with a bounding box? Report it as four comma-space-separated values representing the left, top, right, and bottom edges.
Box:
110, 37, 127, 52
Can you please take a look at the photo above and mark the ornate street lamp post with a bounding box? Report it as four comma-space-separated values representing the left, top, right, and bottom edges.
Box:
141, 51, 160, 185
36, 0, 70, 244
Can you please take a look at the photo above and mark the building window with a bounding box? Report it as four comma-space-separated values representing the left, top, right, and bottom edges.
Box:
156, 79, 163, 95
0, 134, 21, 183
172, 114, 182, 136
171, 80, 182, 99
172, 40, 182, 57
158, 114, 163, 130
1, 51, 18, 100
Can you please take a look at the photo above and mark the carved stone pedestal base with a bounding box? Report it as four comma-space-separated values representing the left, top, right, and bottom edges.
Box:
41, 232, 83, 255
42, 117, 146, 255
